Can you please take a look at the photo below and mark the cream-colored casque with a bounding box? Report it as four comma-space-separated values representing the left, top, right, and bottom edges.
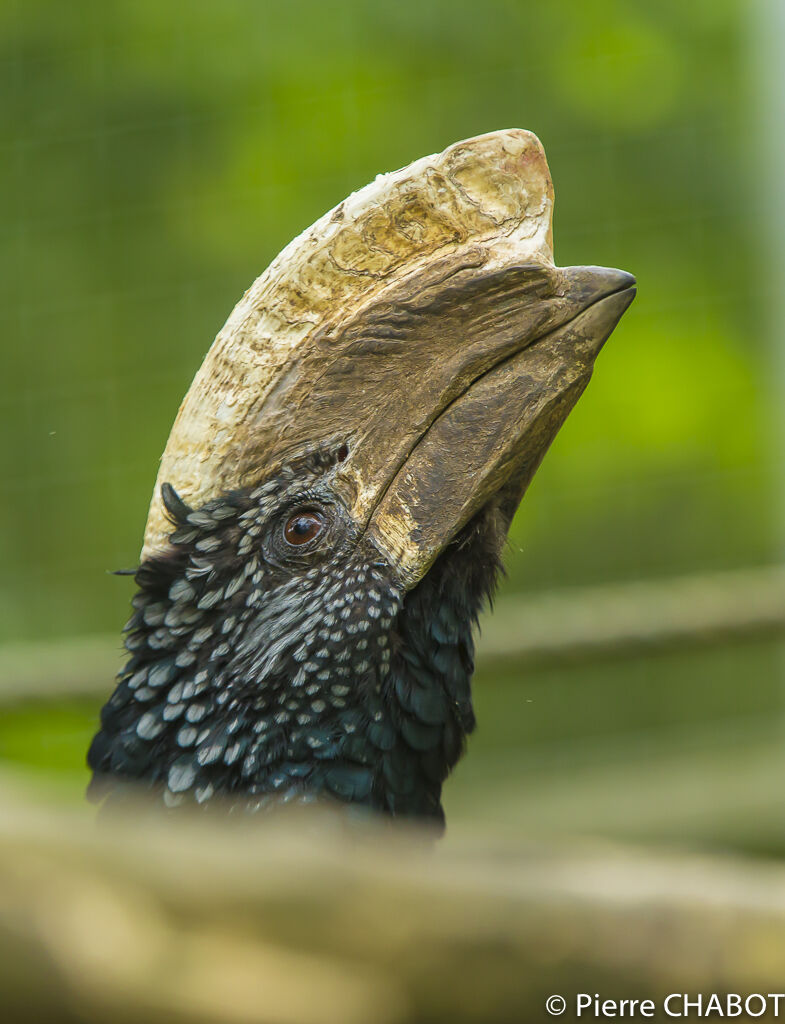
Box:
143, 130, 555, 562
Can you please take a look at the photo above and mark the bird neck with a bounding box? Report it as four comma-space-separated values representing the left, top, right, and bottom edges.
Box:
377, 564, 478, 826
89, 502, 503, 827
367, 505, 504, 825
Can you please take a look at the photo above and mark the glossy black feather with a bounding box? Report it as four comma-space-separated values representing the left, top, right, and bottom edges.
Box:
88, 448, 503, 827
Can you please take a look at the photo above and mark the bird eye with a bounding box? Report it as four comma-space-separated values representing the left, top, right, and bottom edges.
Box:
283, 510, 325, 546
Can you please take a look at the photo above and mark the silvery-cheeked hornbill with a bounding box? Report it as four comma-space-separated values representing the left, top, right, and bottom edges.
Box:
88, 130, 635, 827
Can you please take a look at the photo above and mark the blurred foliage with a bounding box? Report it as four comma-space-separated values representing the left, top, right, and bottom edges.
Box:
0, 0, 781, 852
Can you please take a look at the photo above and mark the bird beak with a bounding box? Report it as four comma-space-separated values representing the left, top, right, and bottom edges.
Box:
142, 130, 635, 589
358, 267, 635, 587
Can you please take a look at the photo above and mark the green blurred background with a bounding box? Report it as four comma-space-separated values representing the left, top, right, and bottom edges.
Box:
2, 0, 783, 853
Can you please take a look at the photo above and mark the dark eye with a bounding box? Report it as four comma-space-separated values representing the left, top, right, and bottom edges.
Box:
283, 510, 325, 546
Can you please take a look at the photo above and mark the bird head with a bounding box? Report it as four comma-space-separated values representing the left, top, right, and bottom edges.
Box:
89, 130, 635, 824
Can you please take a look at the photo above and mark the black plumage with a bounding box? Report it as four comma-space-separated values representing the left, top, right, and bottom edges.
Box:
88, 447, 503, 828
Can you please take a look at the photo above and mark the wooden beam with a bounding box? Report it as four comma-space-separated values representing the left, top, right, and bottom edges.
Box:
2, 790, 785, 1023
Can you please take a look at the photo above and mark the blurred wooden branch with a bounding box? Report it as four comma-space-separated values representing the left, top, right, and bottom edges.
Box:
0, 633, 122, 702
480, 563, 785, 665
2, 787, 785, 1023
3, 565, 785, 702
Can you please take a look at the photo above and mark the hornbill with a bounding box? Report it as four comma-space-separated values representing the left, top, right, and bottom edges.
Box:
88, 130, 635, 827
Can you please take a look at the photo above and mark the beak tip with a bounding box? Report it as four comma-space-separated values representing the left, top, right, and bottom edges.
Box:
564, 265, 637, 312
593, 266, 637, 297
